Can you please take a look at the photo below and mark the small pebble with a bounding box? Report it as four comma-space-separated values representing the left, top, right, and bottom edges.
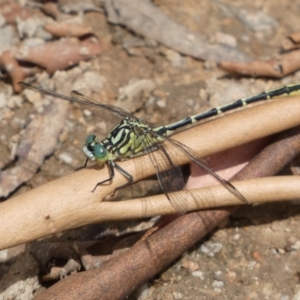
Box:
212, 280, 224, 288
172, 292, 183, 299
226, 271, 237, 281
191, 271, 204, 280
214, 271, 223, 277
7, 95, 23, 109
83, 109, 92, 117
247, 261, 257, 269
291, 240, 300, 251
59, 152, 73, 164
181, 260, 199, 272
156, 99, 166, 108
199, 242, 223, 257
233, 233, 241, 240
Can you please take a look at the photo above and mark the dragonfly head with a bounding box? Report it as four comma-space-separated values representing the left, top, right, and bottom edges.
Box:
83, 134, 108, 163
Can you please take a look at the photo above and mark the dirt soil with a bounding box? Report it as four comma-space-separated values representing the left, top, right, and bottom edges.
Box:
1, 0, 300, 299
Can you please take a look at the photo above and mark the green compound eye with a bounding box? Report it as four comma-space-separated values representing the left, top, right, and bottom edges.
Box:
86, 134, 96, 146
94, 144, 107, 160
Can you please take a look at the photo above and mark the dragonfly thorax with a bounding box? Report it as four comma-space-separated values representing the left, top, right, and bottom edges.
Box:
105, 118, 164, 160
82, 118, 165, 164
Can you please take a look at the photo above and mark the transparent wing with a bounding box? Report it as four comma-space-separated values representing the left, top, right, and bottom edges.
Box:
19, 82, 135, 122
70, 91, 135, 119
133, 126, 188, 214
150, 146, 188, 214
134, 122, 247, 211
160, 133, 248, 204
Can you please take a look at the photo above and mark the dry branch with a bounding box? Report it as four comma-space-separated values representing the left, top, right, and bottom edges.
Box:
44, 22, 94, 37
15, 38, 102, 74
282, 32, 300, 51
220, 50, 300, 78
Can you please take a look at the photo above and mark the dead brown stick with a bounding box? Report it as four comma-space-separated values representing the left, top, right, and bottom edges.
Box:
22, 177, 300, 219
44, 22, 94, 37
34, 178, 300, 300
15, 38, 102, 74
35, 123, 300, 300
234, 125, 300, 178
282, 32, 300, 51
1, 95, 300, 252
220, 50, 300, 78
0, 50, 39, 92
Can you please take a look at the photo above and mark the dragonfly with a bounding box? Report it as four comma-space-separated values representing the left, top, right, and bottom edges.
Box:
19, 82, 300, 213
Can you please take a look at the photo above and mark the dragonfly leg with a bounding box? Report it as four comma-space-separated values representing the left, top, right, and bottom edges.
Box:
83, 158, 89, 168
92, 160, 115, 192
76, 158, 89, 171
112, 162, 134, 195
92, 160, 133, 194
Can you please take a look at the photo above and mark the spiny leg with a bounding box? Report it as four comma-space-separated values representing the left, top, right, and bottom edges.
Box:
92, 160, 134, 194
76, 158, 89, 171
91, 160, 115, 192
112, 162, 134, 194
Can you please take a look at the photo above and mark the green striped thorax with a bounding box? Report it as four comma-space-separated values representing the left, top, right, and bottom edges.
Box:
82, 118, 165, 164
